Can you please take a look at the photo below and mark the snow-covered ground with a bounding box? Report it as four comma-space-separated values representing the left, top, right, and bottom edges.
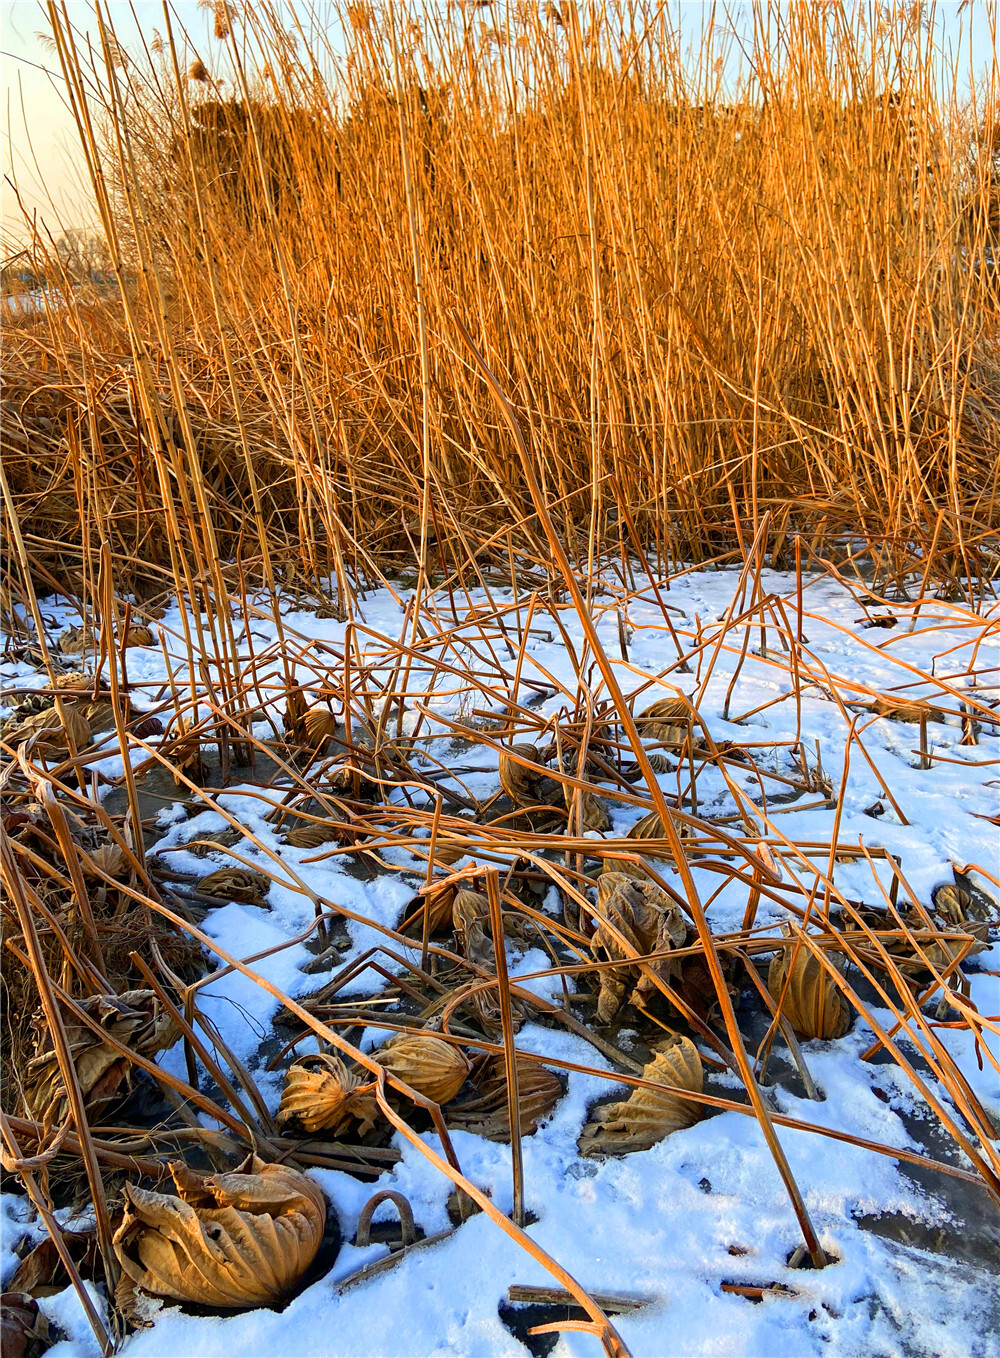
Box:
3, 563, 998, 1358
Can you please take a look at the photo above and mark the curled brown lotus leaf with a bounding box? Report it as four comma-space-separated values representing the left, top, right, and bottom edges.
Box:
277, 1054, 379, 1135
113, 1155, 325, 1310
447, 1054, 563, 1141
284, 821, 339, 849
645, 752, 671, 774
82, 843, 129, 880
8, 705, 91, 751
46, 671, 91, 691
635, 696, 693, 743
453, 887, 490, 935
579, 1036, 703, 1155
564, 785, 611, 832
77, 696, 131, 730
132, 714, 165, 740
872, 697, 945, 724
767, 947, 851, 1040
376, 1034, 472, 1104
302, 706, 338, 746
123, 624, 154, 648
627, 809, 690, 843
24, 990, 180, 1127
499, 742, 560, 809
1, 1292, 51, 1358
58, 625, 96, 655
591, 873, 687, 1023
283, 688, 309, 743
198, 866, 271, 906
931, 883, 973, 924
398, 881, 455, 938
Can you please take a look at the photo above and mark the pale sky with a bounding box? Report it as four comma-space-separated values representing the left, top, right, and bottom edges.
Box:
2, 1, 996, 253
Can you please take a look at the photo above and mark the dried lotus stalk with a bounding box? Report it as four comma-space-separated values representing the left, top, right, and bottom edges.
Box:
376, 1033, 471, 1104
198, 866, 270, 906
277, 1055, 379, 1135
284, 821, 339, 849
635, 697, 692, 743
447, 1054, 563, 1141
8, 705, 91, 751
24, 990, 180, 1127
113, 1155, 325, 1309
579, 1036, 703, 1155
767, 947, 851, 1040
499, 743, 558, 809
591, 873, 687, 1023
82, 844, 128, 879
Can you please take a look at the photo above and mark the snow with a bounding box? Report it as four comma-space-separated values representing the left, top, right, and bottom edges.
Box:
2, 563, 998, 1358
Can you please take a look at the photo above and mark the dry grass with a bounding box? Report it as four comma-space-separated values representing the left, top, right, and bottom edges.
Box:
2, 0, 998, 612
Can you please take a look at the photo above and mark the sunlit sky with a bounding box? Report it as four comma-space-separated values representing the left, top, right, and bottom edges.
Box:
2, 1, 996, 252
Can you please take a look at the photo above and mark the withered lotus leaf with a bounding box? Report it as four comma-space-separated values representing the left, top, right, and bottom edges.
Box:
592, 873, 687, 1023
872, 697, 944, 724
1, 1292, 51, 1358
767, 947, 851, 1040
58, 626, 96, 655
123, 625, 155, 648
24, 990, 180, 1127
46, 671, 91, 691
302, 706, 338, 745
627, 809, 690, 842
82, 843, 129, 880
113, 1155, 325, 1309
197, 867, 270, 906
376, 1034, 472, 1104
277, 1054, 379, 1136
635, 697, 692, 744
9, 705, 91, 751
565, 787, 611, 832
284, 821, 339, 849
399, 881, 455, 937
447, 1054, 563, 1141
931, 883, 973, 924
499, 743, 559, 809
579, 1036, 703, 1155
452, 887, 490, 936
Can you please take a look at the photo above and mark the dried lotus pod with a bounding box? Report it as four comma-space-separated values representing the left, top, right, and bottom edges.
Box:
579, 1036, 703, 1155
302, 706, 338, 746
82, 843, 128, 880
447, 1054, 563, 1141
376, 1033, 471, 1104
24, 990, 180, 1127
8, 705, 91, 751
499, 742, 559, 809
284, 821, 339, 849
277, 1054, 379, 1135
932, 883, 973, 924
635, 696, 692, 743
123, 624, 154, 648
58, 625, 96, 655
592, 873, 687, 1022
767, 947, 851, 1040
197, 866, 270, 906
113, 1155, 325, 1310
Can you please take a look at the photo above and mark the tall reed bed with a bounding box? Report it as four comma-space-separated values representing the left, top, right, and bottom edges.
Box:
2, 0, 999, 614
